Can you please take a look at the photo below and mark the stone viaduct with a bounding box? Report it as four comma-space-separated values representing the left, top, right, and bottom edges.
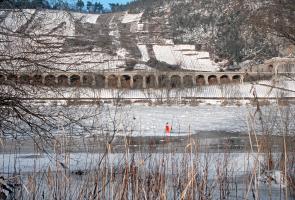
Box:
0, 70, 277, 89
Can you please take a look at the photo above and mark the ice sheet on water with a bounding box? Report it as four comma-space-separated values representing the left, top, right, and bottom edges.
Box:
0, 152, 262, 176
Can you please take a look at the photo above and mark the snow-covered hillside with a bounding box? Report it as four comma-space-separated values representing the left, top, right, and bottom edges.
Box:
0, 9, 221, 72
1, 0, 294, 73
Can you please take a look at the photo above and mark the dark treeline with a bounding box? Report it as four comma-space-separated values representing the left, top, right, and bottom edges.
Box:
0, 0, 139, 13
0, 0, 52, 9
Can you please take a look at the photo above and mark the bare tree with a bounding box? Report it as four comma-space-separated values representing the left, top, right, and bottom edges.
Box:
0, 9, 97, 147
248, 0, 295, 44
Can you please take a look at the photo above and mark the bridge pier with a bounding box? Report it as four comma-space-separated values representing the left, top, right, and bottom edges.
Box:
92, 75, 96, 86
155, 75, 159, 88
217, 76, 221, 84
130, 75, 134, 88
117, 76, 121, 88
79, 76, 83, 86
204, 75, 209, 85
142, 76, 146, 89
230, 75, 233, 82
192, 76, 197, 87
54, 76, 58, 84
180, 75, 184, 88
67, 76, 71, 86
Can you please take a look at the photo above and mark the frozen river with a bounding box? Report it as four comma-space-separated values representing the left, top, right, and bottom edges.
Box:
74, 104, 294, 137
114, 105, 249, 136
3, 103, 294, 137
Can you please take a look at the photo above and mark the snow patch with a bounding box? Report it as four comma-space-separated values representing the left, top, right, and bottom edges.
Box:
122, 12, 143, 24
153, 45, 218, 71
137, 44, 150, 61
84, 15, 99, 24
72, 13, 99, 24
173, 45, 195, 51
116, 48, 128, 58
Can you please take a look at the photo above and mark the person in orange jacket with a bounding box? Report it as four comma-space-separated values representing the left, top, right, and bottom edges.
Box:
165, 122, 172, 136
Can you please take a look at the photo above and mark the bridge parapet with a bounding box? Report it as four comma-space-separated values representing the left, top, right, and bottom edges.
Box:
0, 70, 293, 89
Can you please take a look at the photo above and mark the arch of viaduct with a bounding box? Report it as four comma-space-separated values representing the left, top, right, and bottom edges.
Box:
0, 71, 272, 89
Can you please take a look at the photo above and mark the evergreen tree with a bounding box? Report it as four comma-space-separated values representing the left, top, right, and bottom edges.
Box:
15, 0, 30, 8
109, 3, 128, 12
76, 0, 84, 11
94, 2, 103, 13
86, 1, 93, 13
109, 3, 119, 12
32, 0, 43, 8
53, 1, 69, 10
